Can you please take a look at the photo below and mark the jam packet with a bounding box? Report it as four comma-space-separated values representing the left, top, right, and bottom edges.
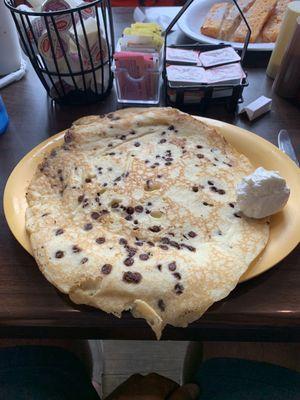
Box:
166, 47, 199, 65
199, 46, 241, 68
166, 65, 207, 86
205, 63, 245, 85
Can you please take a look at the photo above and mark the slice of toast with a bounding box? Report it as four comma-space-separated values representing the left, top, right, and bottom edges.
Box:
219, 0, 256, 40
201, 3, 230, 38
261, 0, 291, 42
232, 0, 277, 42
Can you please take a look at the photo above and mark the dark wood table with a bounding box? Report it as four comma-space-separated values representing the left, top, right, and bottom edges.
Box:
1, 7, 299, 341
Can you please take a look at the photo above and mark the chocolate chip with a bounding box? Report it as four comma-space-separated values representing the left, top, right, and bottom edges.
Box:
101, 264, 112, 274
123, 271, 142, 284
111, 202, 119, 208
208, 181, 214, 185
192, 186, 199, 193
108, 152, 115, 156
188, 231, 197, 238
173, 272, 181, 280
139, 253, 149, 261
42, 213, 49, 217
55, 250, 64, 259
126, 206, 134, 215
223, 161, 232, 167
134, 205, 143, 213
157, 264, 162, 271
85, 178, 92, 183
196, 145, 203, 149
129, 130, 136, 135
83, 223, 93, 231
134, 142, 140, 147
218, 189, 225, 195
119, 238, 128, 246
147, 241, 155, 247
120, 135, 126, 140
91, 212, 100, 220
197, 154, 204, 159
181, 244, 196, 252
149, 225, 161, 233
96, 237, 105, 245
135, 241, 143, 247
168, 125, 175, 130
55, 228, 64, 236
168, 262, 177, 271
161, 237, 170, 245
64, 130, 73, 143
159, 139, 166, 144
78, 195, 84, 203
124, 257, 134, 266
125, 215, 133, 221
165, 157, 173, 162
72, 245, 82, 253
159, 245, 169, 250
174, 283, 184, 295
107, 113, 119, 120
127, 247, 137, 257
81, 257, 88, 264
229, 203, 235, 208
210, 186, 218, 193
170, 241, 180, 249
158, 299, 165, 311
203, 202, 209, 206
234, 212, 242, 218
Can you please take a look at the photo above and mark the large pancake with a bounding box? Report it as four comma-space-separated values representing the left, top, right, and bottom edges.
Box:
26, 108, 269, 338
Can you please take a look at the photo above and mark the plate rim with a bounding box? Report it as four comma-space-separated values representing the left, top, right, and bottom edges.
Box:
3, 118, 300, 283
177, 0, 275, 51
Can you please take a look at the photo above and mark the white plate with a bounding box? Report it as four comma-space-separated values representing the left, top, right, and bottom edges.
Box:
178, 0, 275, 51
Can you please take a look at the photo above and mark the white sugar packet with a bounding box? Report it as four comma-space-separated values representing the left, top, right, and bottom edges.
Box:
239, 96, 272, 121
199, 47, 241, 68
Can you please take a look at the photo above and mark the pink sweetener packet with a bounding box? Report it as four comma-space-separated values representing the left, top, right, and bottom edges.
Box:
199, 47, 241, 68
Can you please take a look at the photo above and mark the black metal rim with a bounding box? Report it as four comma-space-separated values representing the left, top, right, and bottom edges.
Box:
4, 0, 102, 16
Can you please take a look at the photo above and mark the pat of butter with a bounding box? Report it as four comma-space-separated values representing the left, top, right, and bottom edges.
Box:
236, 167, 290, 218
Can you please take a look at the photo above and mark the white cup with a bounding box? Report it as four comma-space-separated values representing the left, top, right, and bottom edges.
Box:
0, 1, 22, 76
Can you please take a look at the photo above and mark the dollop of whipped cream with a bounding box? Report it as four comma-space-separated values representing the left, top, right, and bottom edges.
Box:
236, 167, 290, 218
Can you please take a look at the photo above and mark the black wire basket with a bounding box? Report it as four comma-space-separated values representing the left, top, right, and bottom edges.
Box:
5, 0, 115, 105
163, 0, 251, 113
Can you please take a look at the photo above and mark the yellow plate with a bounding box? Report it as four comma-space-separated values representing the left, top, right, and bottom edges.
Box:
3, 117, 300, 282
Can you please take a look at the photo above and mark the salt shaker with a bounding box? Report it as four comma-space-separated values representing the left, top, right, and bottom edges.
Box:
266, 1, 300, 79
0, 1, 22, 76
273, 17, 300, 99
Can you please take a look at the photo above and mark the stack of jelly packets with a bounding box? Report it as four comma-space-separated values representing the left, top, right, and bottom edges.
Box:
167, 62, 245, 87
166, 45, 245, 88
